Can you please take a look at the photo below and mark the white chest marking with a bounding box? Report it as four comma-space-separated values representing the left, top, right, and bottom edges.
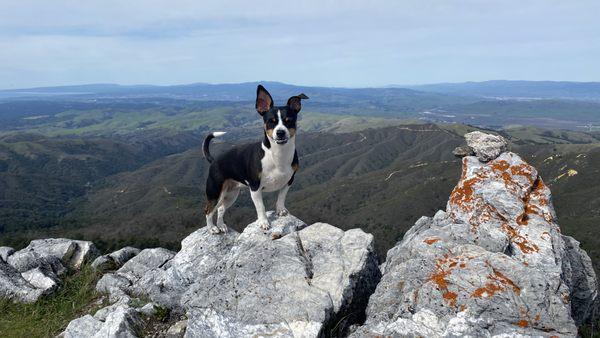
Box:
260, 136, 295, 192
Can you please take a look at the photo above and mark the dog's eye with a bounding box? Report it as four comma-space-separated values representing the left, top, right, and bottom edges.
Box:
284, 118, 290, 123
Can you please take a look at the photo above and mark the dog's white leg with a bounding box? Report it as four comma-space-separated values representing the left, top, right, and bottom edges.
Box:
276, 185, 290, 216
206, 209, 219, 234
250, 189, 270, 230
216, 189, 240, 233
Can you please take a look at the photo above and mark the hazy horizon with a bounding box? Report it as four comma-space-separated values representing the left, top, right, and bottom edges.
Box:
1, 1, 599, 90
4, 78, 600, 92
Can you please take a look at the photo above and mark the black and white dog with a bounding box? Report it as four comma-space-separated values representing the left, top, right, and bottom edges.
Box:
202, 85, 308, 233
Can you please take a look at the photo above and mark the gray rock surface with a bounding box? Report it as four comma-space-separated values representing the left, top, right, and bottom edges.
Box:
137, 302, 157, 316
8, 238, 99, 273
452, 145, 475, 158
21, 267, 60, 294
0, 246, 14, 262
64, 303, 144, 338
0, 260, 44, 303
1, 238, 98, 302
166, 319, 188, 338
91, 212, 380, 337
352, 141, 598, 337
92, 247, 141, 272
464, 130, 508, 162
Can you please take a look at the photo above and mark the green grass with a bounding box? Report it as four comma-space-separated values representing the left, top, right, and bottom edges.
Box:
0, 266, 103, 338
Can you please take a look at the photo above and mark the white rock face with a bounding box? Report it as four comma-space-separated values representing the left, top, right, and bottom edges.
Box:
92, 247, 141, 272
1, 238, 98, 302
352, 139, 598, 337
21, 267, 60, 294
63, 303, 144, 338
0, 260, 44, 303
8, 238, 99, 272
465, 131, 508, 162
166, 319, 188, 338
89, 212, 380, 337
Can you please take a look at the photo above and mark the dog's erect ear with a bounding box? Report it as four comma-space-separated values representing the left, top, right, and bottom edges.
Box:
287, 93, 309, 112
256, 85, 273, 115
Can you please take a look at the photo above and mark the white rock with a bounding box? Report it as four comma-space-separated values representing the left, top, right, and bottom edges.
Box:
0, 260, 44, 303
166, 319, 188, 338
21, 267, 59, 294
137, 302, 157, 316
465, 131, 508, 162
8, 238, 98, 273
92, 247, 141, 272
64, 304, 144, 338
91, 212, 380, 337
351, 150, 597, 337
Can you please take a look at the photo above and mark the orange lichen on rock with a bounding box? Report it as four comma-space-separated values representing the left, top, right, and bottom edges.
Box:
501, 223, 539, 254
490, 159, 510, 172
472, 282, 504, 298
471, 267, 520, 299
428, 254, 465, 308
424, 237, 440, 245
492, 269, 521, 294
430, 267, 451, 290
449, 176, 479, 207
517, 320, 529, 328
443, 291, 458, 307
510, 163, 535, 184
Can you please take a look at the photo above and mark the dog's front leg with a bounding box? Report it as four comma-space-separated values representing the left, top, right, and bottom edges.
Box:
250, 188, 270, 230
276, 185, 290, 216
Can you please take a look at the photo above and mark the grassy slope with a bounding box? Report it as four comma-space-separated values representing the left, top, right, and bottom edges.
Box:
0, 266, 102, 337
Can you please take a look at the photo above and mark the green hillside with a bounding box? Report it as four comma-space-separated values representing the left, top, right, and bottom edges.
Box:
3, 124, 598, 274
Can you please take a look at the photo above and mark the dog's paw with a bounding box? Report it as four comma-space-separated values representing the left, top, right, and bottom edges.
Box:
209, 225, 222, 234
217, 223, 228, 233
258, 219, 271, 230
276, 208, 289, 217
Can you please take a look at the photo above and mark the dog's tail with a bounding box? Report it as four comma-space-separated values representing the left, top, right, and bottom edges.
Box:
203, 131, 226, 163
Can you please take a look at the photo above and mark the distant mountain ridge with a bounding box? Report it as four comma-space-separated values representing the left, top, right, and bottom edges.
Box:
4, 80, 600, 102
405, 80, 600, 100
0, 81, 435, 102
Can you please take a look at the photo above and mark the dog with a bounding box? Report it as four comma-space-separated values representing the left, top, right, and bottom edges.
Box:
202, 85, 308, 234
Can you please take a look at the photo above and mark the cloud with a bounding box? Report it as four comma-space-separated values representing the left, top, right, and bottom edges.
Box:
1, 1, 599, 88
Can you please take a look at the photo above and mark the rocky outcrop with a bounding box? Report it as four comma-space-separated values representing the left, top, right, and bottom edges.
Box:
0, 239, 98, 302
68, 212, 380, 337
91, 247, 141, 272
464, 131, 508, 162
63, 303, 145, 338
352, 132, 598, 337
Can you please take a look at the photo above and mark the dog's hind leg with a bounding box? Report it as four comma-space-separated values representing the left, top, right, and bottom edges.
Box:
216, 185, 240, 233
205, 169, 224, 234
205, 200, 219, 234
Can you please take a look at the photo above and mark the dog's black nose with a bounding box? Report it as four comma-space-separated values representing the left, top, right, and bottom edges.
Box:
276, 130, 286, 138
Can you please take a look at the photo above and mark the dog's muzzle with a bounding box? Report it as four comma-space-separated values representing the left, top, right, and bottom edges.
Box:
275, 130, 288, 144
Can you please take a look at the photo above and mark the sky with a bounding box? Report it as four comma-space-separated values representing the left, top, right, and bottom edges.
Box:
1, 0, 599, 89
